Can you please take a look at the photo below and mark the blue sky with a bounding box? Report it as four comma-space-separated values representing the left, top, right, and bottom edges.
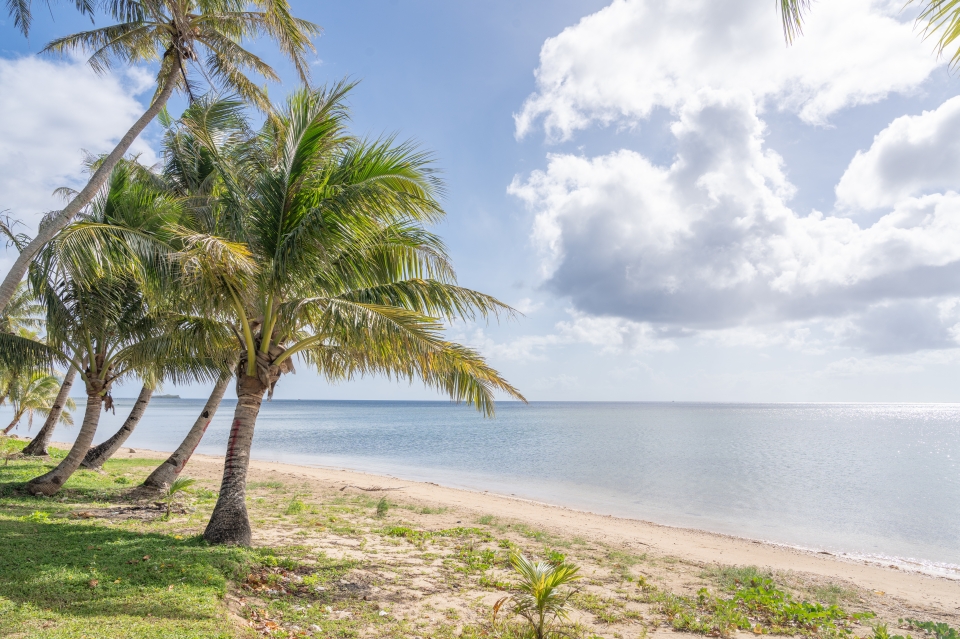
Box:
5, 0, 960, 402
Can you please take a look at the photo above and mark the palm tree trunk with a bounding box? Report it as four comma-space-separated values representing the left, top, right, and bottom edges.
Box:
140, 371, 231, 491
0, 71, 178, 315
22, 367, 77, 456
80, 384, 152, 470
26, 389, 102, 496
2, 410, 24, 435
202, 374, 267, 546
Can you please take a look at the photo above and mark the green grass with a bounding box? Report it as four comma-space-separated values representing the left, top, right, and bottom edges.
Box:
0, 441, 267, 638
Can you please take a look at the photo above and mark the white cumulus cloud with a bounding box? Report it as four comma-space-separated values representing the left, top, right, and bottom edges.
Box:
836, 96, 960, 210
515, 0, 937, 140
0, 56, 157, 231
511, 92, 960, 353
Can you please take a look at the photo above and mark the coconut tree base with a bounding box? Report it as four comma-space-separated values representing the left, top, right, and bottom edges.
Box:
202, 373, 267, 546
26, 391, 102, 496
202, 497, 252, 546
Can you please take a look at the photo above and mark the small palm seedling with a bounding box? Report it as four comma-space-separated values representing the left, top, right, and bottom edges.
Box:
376, 497, 390, 518
494, 552, 581, 639
162, 477, 196, 519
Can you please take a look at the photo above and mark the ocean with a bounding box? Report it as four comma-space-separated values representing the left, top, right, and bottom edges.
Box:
9, 399, 960, 575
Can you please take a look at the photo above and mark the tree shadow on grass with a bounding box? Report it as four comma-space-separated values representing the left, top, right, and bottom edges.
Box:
0, 517, 258, 621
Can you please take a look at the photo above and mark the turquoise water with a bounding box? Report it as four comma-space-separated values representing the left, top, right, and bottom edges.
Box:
13, 400, 960, 571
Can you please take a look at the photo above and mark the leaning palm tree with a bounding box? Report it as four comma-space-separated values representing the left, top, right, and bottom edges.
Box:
0, 0, 321, 315
168, 85, 525, 545
8, 161, 235, 495
21, 366, 77, 456
2, 370, 75, 435
18, 272, 230, 495
80, 381, 153, 469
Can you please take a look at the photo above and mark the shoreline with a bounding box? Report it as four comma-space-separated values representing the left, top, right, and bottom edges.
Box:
50, 439, 960, 614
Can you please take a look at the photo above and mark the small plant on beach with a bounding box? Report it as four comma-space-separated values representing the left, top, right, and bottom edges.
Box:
376, 497, 390, 518
494, 552, 581, 639
162, 477, 195, 518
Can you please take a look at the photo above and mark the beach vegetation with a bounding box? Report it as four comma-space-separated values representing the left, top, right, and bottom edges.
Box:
647, 575, 874, 637
376, 496, 390, 517
161, 476, 196, 518
285, 494, 307, 515
703, 564, 775, 590
1, 369, 75, 435
878, 619, 960, 639
495, 552, 582, 639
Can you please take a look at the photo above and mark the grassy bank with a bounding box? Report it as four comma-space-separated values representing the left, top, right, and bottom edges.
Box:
0, 438, 955, 639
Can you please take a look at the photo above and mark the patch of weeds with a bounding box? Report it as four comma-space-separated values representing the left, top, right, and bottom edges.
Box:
419, 506, 448, 514
476, 514, 496, 525
884, 619, 960, 639
545, 548, 567, 565
607, 550, 646, 581
23, 510, 52, 523
703, 564, 773, 590
809, 583, 859, 607
451, 544, 497, 574
112, 476, 131, 485
249, 480, 284, 490
648, 577, 874, 637
573, 592, 639, 624
376, 497, 389, 518
285, 495, 307, 515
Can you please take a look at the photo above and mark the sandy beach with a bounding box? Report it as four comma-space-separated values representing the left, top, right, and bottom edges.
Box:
62, 440, 960, 630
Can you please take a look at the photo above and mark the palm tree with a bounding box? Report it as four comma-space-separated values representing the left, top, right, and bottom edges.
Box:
499, 553, 581, 639
136, 368, 231, 491
165, 85, 525, 545
2, 370, 76, 435
5, 161, 234, 496
779, 0, 960, 66
21, 366, 77, 456
80, 382, 153, 469
0, 0, 321, 316
0, 282, 45, 407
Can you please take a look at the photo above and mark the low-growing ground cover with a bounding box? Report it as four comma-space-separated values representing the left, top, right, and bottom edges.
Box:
0, 438, 956, 639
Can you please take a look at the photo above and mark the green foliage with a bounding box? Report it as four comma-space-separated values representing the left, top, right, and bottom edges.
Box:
23, 510, 51, 523
703, 564, 773, 590
885, 619, 960, 639
649, 576, 873, 637
376, 496, 390, 518
0, 451, 273, 638
497, 552, 581, 639
285, 495, 307, 515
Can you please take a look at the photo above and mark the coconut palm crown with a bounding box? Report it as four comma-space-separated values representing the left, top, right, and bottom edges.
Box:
163, 85, 525, 544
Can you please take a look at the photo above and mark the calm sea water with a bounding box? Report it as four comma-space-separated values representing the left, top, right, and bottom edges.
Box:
11, 400, 960, 572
